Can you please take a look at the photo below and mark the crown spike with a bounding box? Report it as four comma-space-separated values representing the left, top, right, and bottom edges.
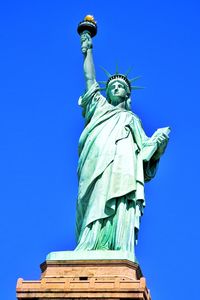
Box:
132, 86, 145, 90
98, 81, 107, 84
125, 66, 133, 76
130, 76, 142, 82
99, 64, 143, 92
116, 62, 119, 74
100, 66, 112, 77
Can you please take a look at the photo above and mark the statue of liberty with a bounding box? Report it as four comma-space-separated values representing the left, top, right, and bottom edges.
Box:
75, 16, 169, 259
15, 16, 170, 300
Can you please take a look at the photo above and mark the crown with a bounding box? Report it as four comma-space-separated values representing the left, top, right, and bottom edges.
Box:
106, 74, 131, 90
98, 66, 144, 91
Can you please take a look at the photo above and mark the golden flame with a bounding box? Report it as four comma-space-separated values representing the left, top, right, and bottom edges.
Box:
84, 15, 96, 24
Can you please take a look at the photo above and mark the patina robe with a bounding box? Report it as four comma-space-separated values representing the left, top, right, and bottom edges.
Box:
76, 82, 159, 252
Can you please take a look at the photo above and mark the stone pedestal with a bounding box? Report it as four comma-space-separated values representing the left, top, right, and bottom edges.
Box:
16, 258, 151, 300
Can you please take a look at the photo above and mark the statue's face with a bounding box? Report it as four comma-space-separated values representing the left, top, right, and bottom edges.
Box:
107, 80, 128, 106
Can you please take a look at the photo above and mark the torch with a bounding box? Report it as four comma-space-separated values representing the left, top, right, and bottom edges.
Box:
77, 15, 97, 37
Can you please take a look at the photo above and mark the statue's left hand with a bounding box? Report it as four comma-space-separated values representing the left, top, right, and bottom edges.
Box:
153, 133, 169, 160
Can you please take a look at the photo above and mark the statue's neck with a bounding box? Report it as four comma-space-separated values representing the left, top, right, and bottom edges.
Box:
114, 101, 131, 111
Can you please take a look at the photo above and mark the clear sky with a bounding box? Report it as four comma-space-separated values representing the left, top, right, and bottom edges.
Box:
0, 1, 200, 299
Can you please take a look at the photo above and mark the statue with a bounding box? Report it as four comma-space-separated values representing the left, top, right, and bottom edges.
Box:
75, 16, 170, 258
15, 17, 170, 300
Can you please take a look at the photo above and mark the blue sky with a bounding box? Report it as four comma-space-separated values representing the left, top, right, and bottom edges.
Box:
0, 1, 200, 299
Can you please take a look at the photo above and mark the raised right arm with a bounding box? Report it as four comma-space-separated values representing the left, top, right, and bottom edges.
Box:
80, 32, 96, 91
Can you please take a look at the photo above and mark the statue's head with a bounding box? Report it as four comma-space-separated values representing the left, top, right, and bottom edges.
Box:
100, 68, 143, 110
106, 75, 131, 109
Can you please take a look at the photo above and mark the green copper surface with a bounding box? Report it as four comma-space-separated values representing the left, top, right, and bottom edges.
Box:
46, 250, 136, 262
71, 20, 170, 260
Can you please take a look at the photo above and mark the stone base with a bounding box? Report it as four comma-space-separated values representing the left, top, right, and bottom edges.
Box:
16, 257, 151, 300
